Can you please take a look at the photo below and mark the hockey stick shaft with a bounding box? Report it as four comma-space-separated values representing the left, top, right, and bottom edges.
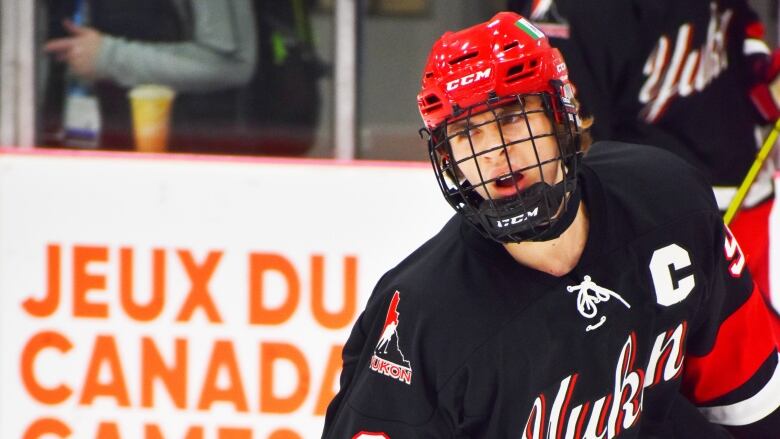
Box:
723, 117, 780, 225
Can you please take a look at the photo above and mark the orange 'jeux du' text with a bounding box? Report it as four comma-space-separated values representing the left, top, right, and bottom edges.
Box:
17, 243, 359, 438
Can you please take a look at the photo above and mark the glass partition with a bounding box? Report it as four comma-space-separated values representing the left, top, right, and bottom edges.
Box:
20, 0, 775, 160
357, 0, 501, 161
33, 0, 334, 158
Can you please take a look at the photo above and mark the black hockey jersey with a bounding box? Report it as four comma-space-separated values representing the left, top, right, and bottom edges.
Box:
322, 142, 780, 438
508, 0, 765, 189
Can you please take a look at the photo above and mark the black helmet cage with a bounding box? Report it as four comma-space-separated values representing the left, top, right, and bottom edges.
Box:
425, 87, 582, 243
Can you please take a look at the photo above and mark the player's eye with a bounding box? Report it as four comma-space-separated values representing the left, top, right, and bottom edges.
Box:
499, 113, 523, 126
467, 126, 483, 138
449, 129, 468, 140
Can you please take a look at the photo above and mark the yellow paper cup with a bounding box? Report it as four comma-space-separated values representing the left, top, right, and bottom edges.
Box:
128, 85, 175, 152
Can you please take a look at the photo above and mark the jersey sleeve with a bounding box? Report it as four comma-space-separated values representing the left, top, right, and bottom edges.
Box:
94, 0, 257, 92
681, 214, 780, 437
321, 280, 452, 438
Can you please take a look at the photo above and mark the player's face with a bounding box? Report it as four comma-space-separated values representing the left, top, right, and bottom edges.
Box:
445, 97, 562, 200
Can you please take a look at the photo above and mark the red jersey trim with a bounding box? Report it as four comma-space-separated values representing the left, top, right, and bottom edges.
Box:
683, 283, 777, 403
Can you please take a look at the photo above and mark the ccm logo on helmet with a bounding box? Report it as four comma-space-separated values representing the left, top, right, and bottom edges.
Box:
496, 207, 539, 228
446, 68, 492, 91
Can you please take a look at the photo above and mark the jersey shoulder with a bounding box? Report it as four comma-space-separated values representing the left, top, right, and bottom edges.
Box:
361, 215, 531, 390
337, 215, 487, 428
582, 141, 718, 232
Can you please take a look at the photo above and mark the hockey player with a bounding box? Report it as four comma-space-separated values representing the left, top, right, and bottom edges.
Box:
507, 0, 780, 313
322, 12, 780, 439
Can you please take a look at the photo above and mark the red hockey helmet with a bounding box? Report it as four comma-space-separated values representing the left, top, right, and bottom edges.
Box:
417, 12, 574, 131
417, 12, 582, 243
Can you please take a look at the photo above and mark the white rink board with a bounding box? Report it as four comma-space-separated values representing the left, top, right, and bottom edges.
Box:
0, 151, 453, 439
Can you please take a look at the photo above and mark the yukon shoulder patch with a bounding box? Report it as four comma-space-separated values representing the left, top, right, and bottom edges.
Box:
369, 291, 413, 385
